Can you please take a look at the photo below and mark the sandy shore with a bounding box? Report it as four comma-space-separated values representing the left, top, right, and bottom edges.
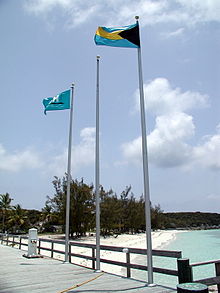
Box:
39, 230, 185, 276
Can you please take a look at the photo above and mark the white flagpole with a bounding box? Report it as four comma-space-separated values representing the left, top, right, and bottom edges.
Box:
95, 56, 101, 271
135, 16, 154, 285
64, 83, 74, 263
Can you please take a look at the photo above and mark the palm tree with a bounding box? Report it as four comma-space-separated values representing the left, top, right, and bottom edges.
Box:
8, 204, 27, 233
41, 204, 53, 223
0, 193, 13, 232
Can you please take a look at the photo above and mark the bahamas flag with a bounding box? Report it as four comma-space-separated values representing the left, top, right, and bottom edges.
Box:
94, 23, 140, 48
43, 89, 70, 114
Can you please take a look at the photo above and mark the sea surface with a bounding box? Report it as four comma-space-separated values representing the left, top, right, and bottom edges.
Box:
133, 229, 220, 288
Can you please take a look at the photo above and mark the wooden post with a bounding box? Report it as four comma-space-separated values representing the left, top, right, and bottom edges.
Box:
69, 243, 71, 263
6, 235, 9, 246
51, 242, 54, 258
126, 251, 131, 278
215, 262, 220, 293
177, 258, 193, 284
38, 239, 41, 254
19, 237, 22, 249
92, 248, 95, 270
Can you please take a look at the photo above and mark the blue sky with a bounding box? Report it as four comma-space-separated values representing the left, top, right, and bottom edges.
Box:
0, 0, 220, 212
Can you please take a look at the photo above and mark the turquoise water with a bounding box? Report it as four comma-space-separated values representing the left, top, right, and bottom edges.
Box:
133, 229, 220, 288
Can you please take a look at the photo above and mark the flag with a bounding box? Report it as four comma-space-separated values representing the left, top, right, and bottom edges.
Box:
43, 89, 71, 114
94, 23, 140, 48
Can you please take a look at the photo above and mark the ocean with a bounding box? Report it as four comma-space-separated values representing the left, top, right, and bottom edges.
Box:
133, 229, 220, 288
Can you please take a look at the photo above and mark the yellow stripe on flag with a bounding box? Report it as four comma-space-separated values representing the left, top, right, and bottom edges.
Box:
96, 27, 123, 40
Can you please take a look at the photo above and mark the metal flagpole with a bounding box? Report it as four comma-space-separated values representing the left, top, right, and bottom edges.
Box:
135, 16, 154, 285
95, 56, 101, 271
64, 83, 74, 263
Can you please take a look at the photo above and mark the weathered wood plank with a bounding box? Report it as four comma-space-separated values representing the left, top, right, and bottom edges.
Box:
191, 260, 220, 267
195, 276, 220, 286
0, 245, 175, 293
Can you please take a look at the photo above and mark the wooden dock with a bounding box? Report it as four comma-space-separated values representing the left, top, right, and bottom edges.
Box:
0, 245, 175, 293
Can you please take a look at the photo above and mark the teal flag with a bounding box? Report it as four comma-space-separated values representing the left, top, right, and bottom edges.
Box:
43, 90, 70, 114
94, 23, 140, 48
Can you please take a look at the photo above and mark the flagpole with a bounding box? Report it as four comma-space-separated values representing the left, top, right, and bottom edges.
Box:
64, 83, 74, 263
95, 56, 101, 271
135, 16, 154, 285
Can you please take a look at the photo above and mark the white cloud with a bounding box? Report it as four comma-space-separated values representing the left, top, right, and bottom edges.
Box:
193, 133, 220, 170
161, 27, 185, 39
122, 78, 220, 171
122, 112, 194, 167
47, 127, 95, 176
24, 0, 100, 27
135, 78, 208, 115
176, 0, 220, 24
73, 127, 95, 168
0, 144, 43, 172
24, 0, 72, 13
122, 120, 220, 170
148, 113, 194, 167
0, 127, 95, 175
24, 0, 220, 28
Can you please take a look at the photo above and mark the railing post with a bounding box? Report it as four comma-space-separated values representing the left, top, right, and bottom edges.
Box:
177, 258, 193, 284
69, 243, 71, 263
215, 262, 220, 293
51, 241, 54, 258
126, 251, 131, 278
122, 248, 131, 278
19, 237, 22, 249
6, 235, 9, 246
38, 239, 41, 254
92, 248, 96, 270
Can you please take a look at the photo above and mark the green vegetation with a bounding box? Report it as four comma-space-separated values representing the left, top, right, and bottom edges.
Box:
163, 212, 220, 229
0, 193, 41, 233
0, 177, 220, 235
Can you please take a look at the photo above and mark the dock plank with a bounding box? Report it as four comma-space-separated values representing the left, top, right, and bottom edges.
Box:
0, 245, 175, 293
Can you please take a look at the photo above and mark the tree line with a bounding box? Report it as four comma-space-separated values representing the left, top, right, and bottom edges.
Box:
0, 176, 164, 235
0, 176, 220, 235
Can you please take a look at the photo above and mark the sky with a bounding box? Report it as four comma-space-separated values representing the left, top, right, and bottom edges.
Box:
0, 0, 220, 213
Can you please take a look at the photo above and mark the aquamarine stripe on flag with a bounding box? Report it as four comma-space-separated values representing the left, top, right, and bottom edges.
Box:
95, 35, 138, 48
43, 90, 70, 114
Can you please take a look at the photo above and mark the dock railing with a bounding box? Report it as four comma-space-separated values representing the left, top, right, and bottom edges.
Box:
191, 260, 220, 292
1, 233, 220, 291
0, 233, 181, 280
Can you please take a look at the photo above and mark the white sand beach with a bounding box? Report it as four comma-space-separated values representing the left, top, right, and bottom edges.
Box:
41, 230, 184, 276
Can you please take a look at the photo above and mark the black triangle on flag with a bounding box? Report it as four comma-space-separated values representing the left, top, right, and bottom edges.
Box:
119, 24, 140, 47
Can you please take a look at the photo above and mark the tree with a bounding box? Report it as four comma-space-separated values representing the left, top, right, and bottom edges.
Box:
8, 204, 27, 233
100, 188, 122, 235
44, 176, 95, 237
151, 204, 164, 230
41, 204, 54, 223
0, 193, 13, 232
69, 178, 95, 237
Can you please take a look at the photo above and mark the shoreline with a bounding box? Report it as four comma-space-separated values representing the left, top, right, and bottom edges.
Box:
40, 230, 186, 276
41, 229, 185, 250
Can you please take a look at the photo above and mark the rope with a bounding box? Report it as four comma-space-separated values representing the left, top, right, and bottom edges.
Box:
57, 272, 105, 293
